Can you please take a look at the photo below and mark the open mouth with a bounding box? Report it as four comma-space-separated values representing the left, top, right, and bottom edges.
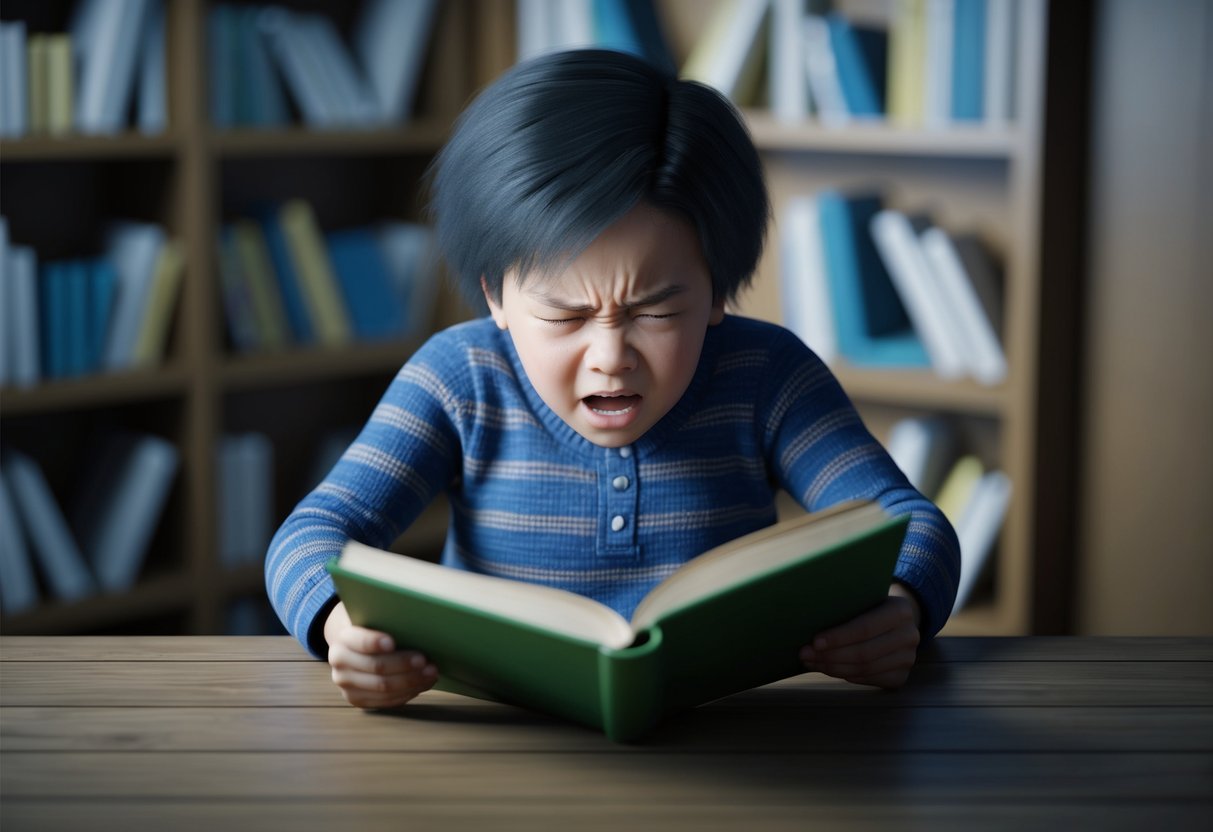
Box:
583, 393, 642, 415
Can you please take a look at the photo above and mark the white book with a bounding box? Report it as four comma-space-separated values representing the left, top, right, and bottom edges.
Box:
0, 217, 9, 386
885, 416, 954, 498
953, 469, 1011, 613
770, 0, 809, 122
137, 0, 166, 134
104, 221, 166, 370
553, 0, 595, 51
75, 0, 151, 134
803, 14, 849, 126
779, 195, 836, 364
923, 0, 954, 127
10, 245, 41, 387
355, 0, 438, 123
71, 433, 179, 592
517, 0, 556, 61
983, 0, 1016, 126
920, 227, 1007, 385
258, 8, 333, 128
682, 0, 771, 102
302, 14, 380, 127
869, 210, 968, 379
0, 21, 28, 138
3, 448, 96, 602
0, 467, 40, 616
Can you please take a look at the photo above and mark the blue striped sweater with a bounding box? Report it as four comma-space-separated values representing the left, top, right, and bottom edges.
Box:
266, 315, 960, 658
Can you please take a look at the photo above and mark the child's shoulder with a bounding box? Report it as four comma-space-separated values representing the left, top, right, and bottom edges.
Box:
712, 314, 810, 355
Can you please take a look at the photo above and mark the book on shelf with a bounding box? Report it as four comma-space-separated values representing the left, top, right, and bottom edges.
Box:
952, 468, 1010, 612
104, 222, 169, 371
229, 220, 292, 351
803, 14, 850, 126
130, 239, 184, 367
375, 221, 440, 338
10, 244, 44, 387
136, 0, 167, 134
681, 0, 771, 106
770, 0, 811, 122
326, 228, 410, 342
517, 0, 675, 74
919, 227, 1006, 385
827, 12, 888, 119
217, 433, 274, 568
934, 453, 983, 526
277, 200, 353, 347
0, 21, 28, 139
0, 218, 10, 387
70, 432, 179, 593
73, 0, 153, 135
1, 447, 96, 603
950, 0, 986, 121
870, 209, 969, 379
0, 466, 40, 616
354, 0, 440, 123
45, 34, 74, 136
817, 191, 930, 369
885, 415, 955, 498
778, 194, 836, 364
27, 33, 48, 135
983, 0, 1017, 126
923, 0, 955, 127
259, 205, 317, 343
328, 500, 908, 742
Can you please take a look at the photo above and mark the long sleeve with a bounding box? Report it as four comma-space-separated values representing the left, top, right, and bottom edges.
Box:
265, 334, 464, 657
759, 326, 961, 638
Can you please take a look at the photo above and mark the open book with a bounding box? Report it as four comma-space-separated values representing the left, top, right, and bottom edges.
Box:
327, 500, 908, 742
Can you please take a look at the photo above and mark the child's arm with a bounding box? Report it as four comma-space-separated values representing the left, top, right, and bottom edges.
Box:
798, 584, 921, 688
323, 601, 438, 709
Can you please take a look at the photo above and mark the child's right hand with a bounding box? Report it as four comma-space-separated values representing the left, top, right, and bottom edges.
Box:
323, 601, 438, 709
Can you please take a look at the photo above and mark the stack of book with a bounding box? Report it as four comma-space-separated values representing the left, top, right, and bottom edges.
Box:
883, 415, 1011, 612
779, 191, 1006, 385
208, 0, 439, 130
683, 0, 1016, 128
0, 216, 184, 389
516, 0, 676, 73
0, 0, 166, 139
216, 199, 438, 354
0, 431, 179, 617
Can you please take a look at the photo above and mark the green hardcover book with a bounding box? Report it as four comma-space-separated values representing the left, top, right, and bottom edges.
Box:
326, 500, 908, 743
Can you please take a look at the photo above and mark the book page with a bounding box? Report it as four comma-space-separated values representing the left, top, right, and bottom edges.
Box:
629, 501, 891, 630
339, 542, 636, 649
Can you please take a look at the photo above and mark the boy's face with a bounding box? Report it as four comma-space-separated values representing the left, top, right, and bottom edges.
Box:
485, 202, 725, 448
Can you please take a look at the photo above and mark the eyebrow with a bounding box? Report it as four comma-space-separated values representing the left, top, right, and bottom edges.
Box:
532, 284, 687, 313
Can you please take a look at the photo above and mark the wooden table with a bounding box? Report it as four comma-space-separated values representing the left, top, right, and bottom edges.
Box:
1, 636, 1210, 830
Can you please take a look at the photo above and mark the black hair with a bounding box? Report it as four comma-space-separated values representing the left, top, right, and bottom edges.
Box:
424, 49, 769, 308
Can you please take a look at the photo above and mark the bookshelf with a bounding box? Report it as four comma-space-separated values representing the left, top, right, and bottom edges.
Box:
0, 0, 1080, 637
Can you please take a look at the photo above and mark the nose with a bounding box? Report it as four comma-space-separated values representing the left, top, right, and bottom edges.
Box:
584, 322, 637, 375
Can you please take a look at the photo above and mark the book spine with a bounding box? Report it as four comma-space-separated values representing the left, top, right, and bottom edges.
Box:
597, 628, 664, 743
278, 200, 351, 347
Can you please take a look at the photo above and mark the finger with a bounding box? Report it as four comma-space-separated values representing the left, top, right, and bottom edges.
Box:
332, 663, 438, 694
812, 647, 918, 681
811, 597, 917, 651
336, 626, 398, 655
331, 643, 430, 676
804, 626, 918, 669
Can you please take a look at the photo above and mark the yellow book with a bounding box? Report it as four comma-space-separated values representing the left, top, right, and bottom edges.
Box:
278, 200, 351, 347
887, 0, 927, 126
132, 240, 185, 367
27, 35, 48, 134
45, 34, 73, 136
934, 454, 984, 527
232, 220, 291, 350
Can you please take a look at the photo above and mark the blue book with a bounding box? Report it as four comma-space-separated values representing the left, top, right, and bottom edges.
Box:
593, 0, 646, 59
817, 191, 929, 368
65, 260, 90, 377
326, 228, 407, 341
0, 466, 40, 615
2, 447, 96, 602
208, 4, 236, 127
237, 6, 289, 127
88, 258, 118, 373
39, 262, 69, 379
827, 14, 888, 118
951, 0, 986, 121
258, 208, 314, 343
9, 245, 40, 387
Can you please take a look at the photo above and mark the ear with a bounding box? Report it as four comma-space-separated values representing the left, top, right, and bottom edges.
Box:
708, 295, 726, 326
482, 276, 508, 330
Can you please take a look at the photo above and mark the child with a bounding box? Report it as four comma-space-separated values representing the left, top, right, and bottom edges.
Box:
266, 49, 960, 711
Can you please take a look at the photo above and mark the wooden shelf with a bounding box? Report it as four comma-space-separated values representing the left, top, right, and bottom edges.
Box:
831, 368, 1008, 415
0, 366, 191, 415
743, 111, 1021, 158
0, 572, 195, 635
218, 338, 422, 392
0, 133, 182, 161
209, 120, 452, 158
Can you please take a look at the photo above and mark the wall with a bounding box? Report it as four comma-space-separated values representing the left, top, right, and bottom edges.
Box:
1076, 0, 1213, 634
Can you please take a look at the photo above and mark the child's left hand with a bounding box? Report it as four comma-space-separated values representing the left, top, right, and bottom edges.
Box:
799, 584, 922, 689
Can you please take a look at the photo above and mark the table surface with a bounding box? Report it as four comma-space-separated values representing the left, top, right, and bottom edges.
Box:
1, 635, 1210, 831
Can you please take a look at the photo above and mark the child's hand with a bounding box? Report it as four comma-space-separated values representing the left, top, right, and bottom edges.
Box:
324, 601, 439, 709
799, 584, 922, 689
